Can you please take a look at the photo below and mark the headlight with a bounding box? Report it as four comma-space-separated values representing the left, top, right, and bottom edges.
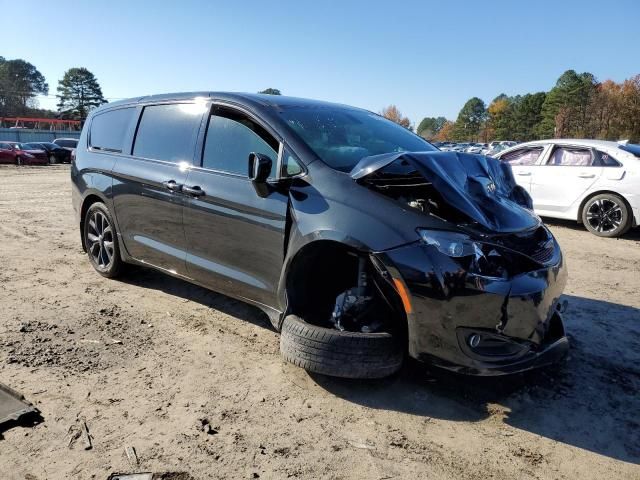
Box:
417, 230, 480, 258
417, 229, 509, 280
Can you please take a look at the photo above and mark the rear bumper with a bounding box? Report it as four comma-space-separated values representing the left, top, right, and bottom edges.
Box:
374, 241, 568, 376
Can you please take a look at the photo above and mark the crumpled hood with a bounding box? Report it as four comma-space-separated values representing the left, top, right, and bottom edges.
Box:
350, 151, 540, 233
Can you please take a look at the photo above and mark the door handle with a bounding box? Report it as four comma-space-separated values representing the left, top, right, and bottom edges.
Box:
578, 173, 595, 178
163, 180, 182, 192
516, 171, 532, 176
183, 185, 205, 197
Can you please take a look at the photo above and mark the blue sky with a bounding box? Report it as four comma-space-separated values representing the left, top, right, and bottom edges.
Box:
3, 0, 639, 124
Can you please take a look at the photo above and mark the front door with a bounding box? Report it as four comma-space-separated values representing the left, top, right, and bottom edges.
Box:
530, 145, 603, 215
112, 102, 206, 274
183, 105, 290, 307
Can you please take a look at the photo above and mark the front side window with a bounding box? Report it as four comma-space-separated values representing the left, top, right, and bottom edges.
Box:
202, 107, 279, 176
133, 103, 205, 162
547, 146, 593, 166
90, 108, 135, 153
280, 107, 435, 172
501, 147, 543, 166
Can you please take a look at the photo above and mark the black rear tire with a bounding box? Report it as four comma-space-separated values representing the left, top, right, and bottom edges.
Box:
280, 315, 403, 379
83, 202, 124, 278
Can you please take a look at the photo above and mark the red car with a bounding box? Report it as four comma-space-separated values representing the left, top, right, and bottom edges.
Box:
0, 141, 48, 165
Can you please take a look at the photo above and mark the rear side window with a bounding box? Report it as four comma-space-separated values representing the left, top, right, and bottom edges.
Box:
202, 107, 279, 175
501, 147, 543, 166
133, 103, 205, 162
547, 147, 593, 166
90, 108, 135, 152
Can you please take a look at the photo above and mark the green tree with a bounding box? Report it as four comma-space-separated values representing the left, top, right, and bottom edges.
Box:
486, 94, 511, 140
452, 97, 486, 141
510, 92, 546, 141
537, 70, 596, 138
56, 68, 106, 119
416, 116, 446, 139
258, 88, 282, 95
0, 57, 48, 116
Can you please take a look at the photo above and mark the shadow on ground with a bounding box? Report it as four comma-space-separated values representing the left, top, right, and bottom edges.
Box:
116, 267, 640, 464
312, 294, 640, 464
117, 267, 272, 330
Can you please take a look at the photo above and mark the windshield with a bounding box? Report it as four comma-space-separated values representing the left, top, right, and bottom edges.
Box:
280, 107, 436, 172
23, 143, 42, 150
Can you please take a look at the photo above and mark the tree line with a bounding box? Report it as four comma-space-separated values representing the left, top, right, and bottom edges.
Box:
384, 70, 640, 143
0, 56, 107, 121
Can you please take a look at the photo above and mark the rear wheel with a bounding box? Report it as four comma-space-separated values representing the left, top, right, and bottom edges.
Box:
581, 193, 632, 237
280, 315, 403, 379
83, 202, 124, 278
49, 154, 57, 165
16, 156, 22, 166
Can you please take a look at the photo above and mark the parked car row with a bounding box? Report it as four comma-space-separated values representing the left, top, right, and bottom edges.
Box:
0, 138, 78, 165
433, 140, 517, 156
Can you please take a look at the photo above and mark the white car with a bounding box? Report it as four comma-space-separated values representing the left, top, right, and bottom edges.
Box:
494, 139, 640, 237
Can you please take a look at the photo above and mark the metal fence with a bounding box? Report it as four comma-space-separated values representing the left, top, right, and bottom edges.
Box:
0, 128, 81, 143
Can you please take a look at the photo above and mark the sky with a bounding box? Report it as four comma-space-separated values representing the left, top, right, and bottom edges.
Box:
3, 0, 639, 125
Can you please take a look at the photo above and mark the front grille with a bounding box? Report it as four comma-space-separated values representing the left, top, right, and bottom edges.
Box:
492, 226, 557, 266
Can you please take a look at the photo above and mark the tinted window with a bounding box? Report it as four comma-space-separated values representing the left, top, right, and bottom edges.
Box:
547, 147, 593, 166
203, 108, 278, 175
23, 143, 43, 150
90, 108, 135, 152
133, 103, 205, 162
280, 107, 435, 172
0, 143, 10, 149
501, 147, 543, 166
55, 139, 78, 148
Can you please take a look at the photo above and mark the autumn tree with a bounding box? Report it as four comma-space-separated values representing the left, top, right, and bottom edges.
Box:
452, 97, 486, 141
417, 116, 446, 139
433, 121, 455, 141
259, 88, 282, 95
0, 57, 48, 116
56, 68, 106, 119
380, 105, 412, 130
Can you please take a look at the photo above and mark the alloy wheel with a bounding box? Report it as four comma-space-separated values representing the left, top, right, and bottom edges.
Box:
585, 198, 623, 233
86, 211, 115, 270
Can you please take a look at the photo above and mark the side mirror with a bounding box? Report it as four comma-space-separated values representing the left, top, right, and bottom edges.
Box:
248, 152, 273, 197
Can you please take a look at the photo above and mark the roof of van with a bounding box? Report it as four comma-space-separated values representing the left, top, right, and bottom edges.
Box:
99, 92, 357, 112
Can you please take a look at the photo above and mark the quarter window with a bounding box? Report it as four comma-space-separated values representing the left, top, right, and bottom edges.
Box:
547, 147, 593, 166
595, 150, 621, 167
90, 107, 135, 152
501, 147, 543, 166
133, 103, 205, 162
203, 107, 279, 176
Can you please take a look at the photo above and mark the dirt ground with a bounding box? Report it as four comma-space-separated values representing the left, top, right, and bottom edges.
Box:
0, 165, 639, 480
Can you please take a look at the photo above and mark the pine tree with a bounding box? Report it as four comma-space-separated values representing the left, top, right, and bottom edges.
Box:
57, 68, 106, 119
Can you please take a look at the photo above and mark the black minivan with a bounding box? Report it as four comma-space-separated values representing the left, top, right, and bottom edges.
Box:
72, 92, 569, 378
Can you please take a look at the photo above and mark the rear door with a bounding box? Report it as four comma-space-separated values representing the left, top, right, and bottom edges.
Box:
530, 144, 603, 215
111, 102, 207, 274
182, 104, 293, 306
498, 145, 547, 193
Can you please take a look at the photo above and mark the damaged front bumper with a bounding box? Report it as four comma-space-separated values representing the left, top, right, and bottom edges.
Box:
373, 240, 569, 376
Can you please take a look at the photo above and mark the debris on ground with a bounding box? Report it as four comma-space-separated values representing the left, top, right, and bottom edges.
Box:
125, 445, 139, 466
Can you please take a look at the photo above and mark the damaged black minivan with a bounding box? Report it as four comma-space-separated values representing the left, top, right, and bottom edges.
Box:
71, 92, 568, 378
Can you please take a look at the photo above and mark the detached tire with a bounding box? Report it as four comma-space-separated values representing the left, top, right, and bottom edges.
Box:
280, 315, 403, 379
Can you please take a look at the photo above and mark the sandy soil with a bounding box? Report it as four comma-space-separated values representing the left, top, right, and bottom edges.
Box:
0, 165, 639, 480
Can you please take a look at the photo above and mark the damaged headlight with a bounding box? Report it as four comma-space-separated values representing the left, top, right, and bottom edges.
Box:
417, 230, 480, 258
417, 229, 509, 279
